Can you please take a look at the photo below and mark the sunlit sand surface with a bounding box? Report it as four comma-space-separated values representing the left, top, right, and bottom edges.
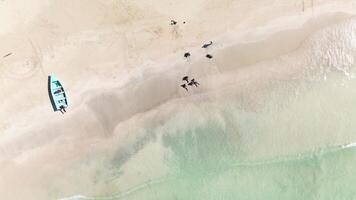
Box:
1, 0, 356, 199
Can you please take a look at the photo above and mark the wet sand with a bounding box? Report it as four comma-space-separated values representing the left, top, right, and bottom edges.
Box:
1, 0, 356, 199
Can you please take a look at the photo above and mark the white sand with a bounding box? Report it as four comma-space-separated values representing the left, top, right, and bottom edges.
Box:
1, 0, 356, 199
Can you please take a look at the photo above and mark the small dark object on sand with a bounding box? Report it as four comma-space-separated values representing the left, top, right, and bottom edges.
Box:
184, 52, 191, 58
182, 76, 189, 83
202, 41, 213, 48
181, 84, 188, 91
170, 20, 177, 25
59, 105, 66, 114
206, 54, 213, 59
190, 78, 200, 87
183, 21, 186, 24
3, 52, 12, 58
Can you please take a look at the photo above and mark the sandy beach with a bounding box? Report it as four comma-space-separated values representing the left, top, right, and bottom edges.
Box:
1, 0, 356, 199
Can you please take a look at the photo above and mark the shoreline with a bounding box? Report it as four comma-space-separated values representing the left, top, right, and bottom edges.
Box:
60, 140, 356, 200
1, 1, 356, 199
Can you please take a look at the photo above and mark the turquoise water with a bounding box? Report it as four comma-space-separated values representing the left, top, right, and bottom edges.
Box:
73, 74, 356, 200
87, 132, 356, 200
59, 19, 356, 200
111, 145, 356, 200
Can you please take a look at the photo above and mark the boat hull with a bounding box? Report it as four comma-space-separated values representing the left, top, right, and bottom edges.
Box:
48, 75, 68, 112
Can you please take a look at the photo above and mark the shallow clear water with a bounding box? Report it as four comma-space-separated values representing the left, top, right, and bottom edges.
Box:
112, 146, 356, 200
62, 19, 356, 200
68, 72, 356, 200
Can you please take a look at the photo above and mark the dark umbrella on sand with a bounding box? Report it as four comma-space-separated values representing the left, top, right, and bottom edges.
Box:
182, 76, 189, 83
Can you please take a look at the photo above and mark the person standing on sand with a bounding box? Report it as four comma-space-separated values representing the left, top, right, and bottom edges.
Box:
170, 20, 177, 25
181, 84, 188, 91
59, 105, 66, 114
182, 76, 189, 83
184, 52, 191, 59
190, 78, 200, 87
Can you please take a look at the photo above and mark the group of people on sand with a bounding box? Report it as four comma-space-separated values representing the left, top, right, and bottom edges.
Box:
180, 76, 200, 91
169, 19, 215, 92
180, 41, 214, 91
170, 19, 214, 59
184, 41, 214, 60
170, 20, 186, 25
